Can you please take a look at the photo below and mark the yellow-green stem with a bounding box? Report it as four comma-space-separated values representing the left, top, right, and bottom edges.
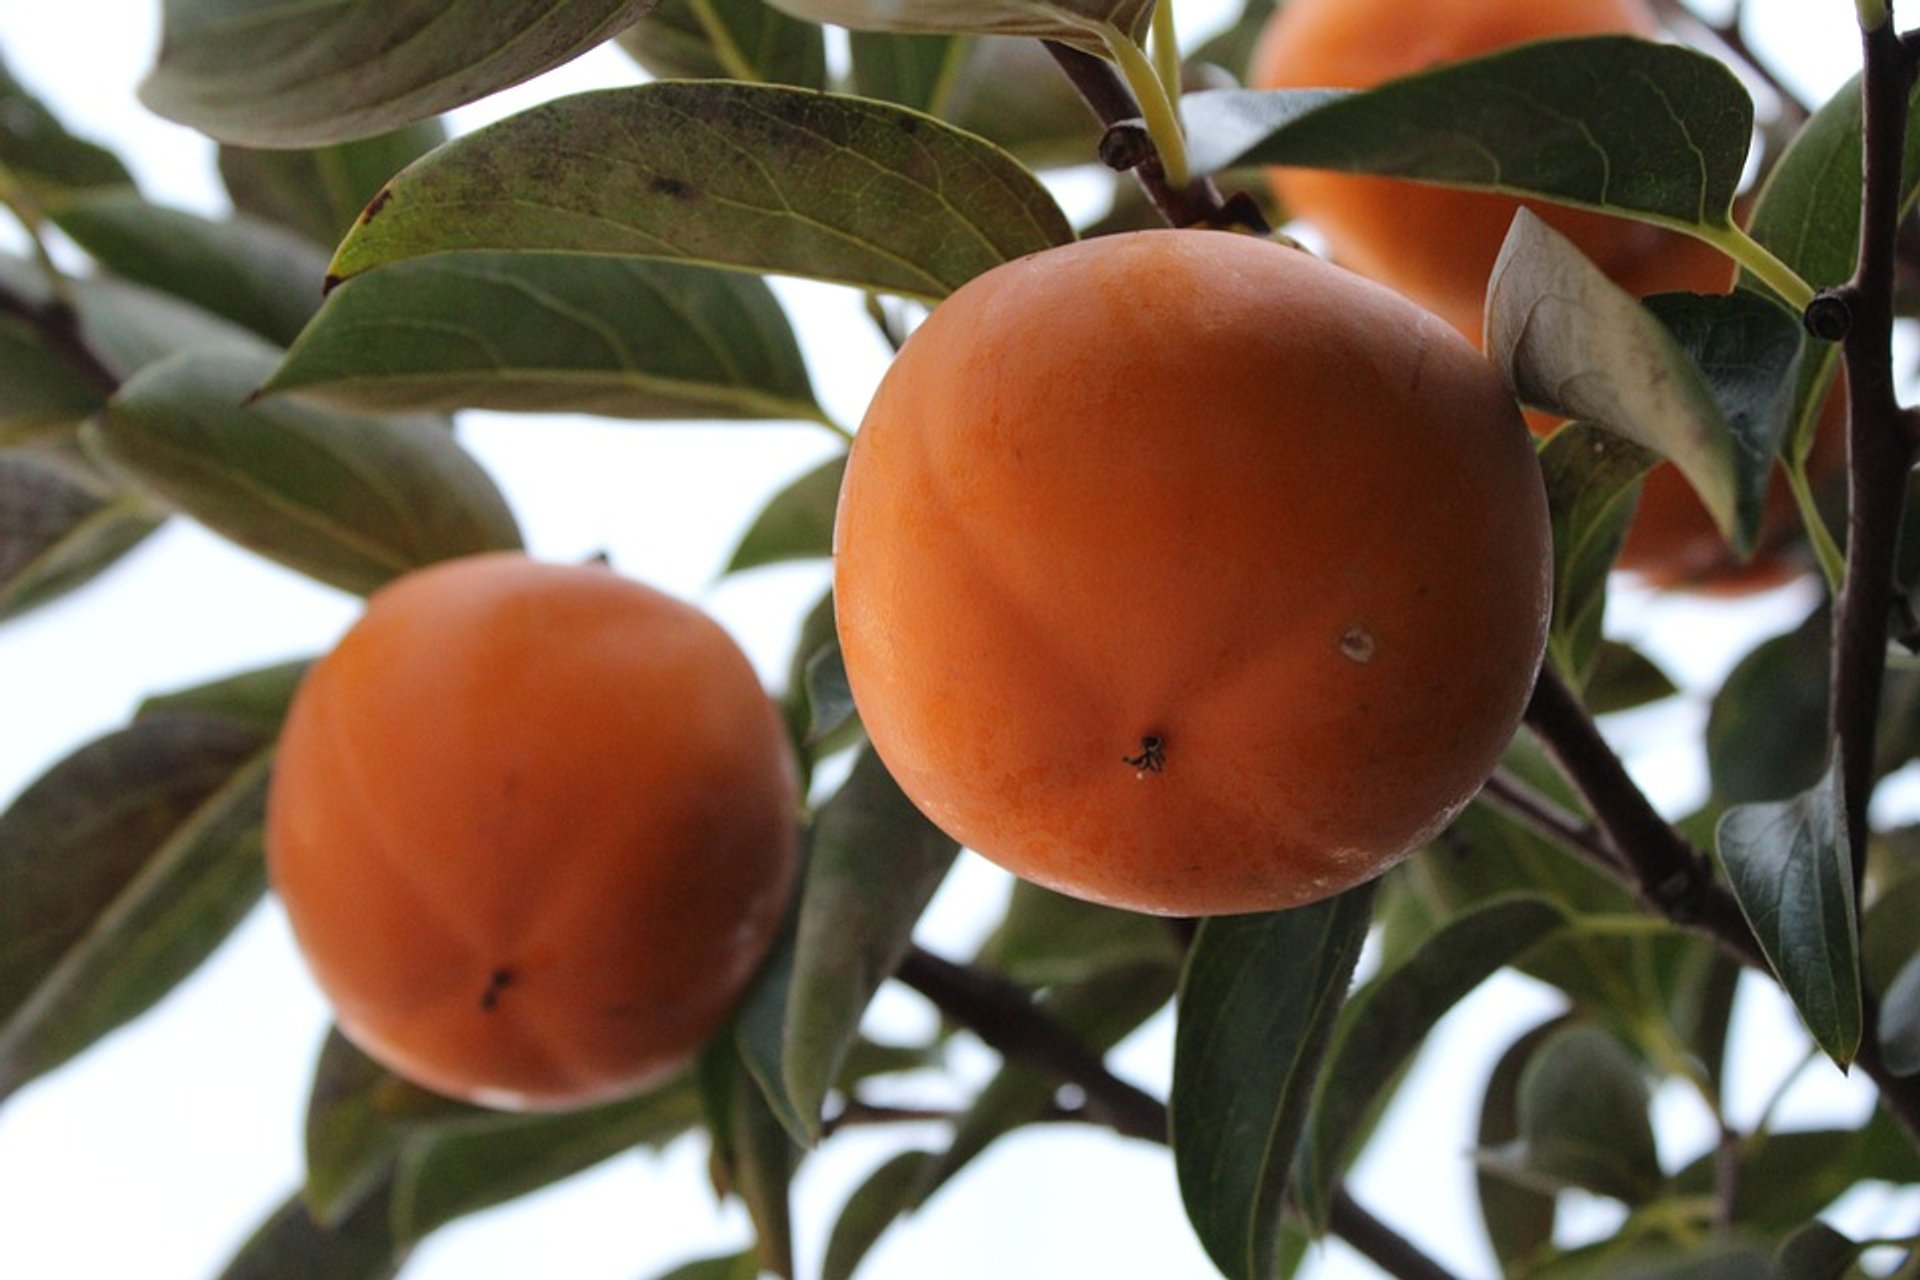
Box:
1698, 224, 1816, 313
1860, 0, 1894, 32
1103, 27, 1190, 191
1783, 453, 1847, 593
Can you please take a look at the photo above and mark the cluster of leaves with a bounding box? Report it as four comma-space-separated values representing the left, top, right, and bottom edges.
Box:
6, 1, 1920, 1278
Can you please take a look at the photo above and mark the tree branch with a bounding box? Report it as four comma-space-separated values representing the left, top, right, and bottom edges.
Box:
1826, 12, 1918, 894
894, 945, 1463, 1280
1042, 41, 1268, 233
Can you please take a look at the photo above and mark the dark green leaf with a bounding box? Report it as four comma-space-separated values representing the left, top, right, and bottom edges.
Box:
1488, 211, 1778, 555
0, 449, 163, 621
803, 643, 856, 747
1707, 607, 1831, 805
302, 1032, 483, 1226
650, 1253, 760, 1280
1170, 885, 1375, 1278
620, 0, 826, 87
325, 82, 1074, 303
1716, 761, 1862, 1065
1879, 951, 1920, 1076
728, 455, 845, 574
136, 659, 309, 729
1536, 421, 1658, 683
764, 0, 1153, 50
267, 252, 824, 423
1672, 1114, 1920, 1231
51, 190, 331, 346
1775, 1223, 1861, 1280
848, 31, 966, 115
220, 120, 448, 248
975, 880, 1182, 988
391, 1073, 703, 1243
1293, 895, 1566, 1230
778, 750, 958, 1141
0, 734, 273, 1098
1582, 640, 1680, 715
1183, 37, 1750, 229
90, 345, 521, 595
707, 1042, 799, 1278
821, 1150, 935, 1280
140, 0, 661, 146
1509, 1025, 1662, 1204
1473, 1019, 1565, 1272
940, 37, 1103, 170
0, 56, 134, 197
216, 1179, 407, 1280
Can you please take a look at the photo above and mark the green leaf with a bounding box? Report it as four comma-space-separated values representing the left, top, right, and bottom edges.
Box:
1716, 761, 1862, 1065
774, 750, 958, 1142
1473, 1019, 1565, 1272
50, 190, 331, 346
0, 56, 135, 198
1183, 37, 1750, 230
1508, 1025, 1662, 1204
1879, 951, 1920, 1076
821, 1150, 935, 1280
267, 253, 823, 423
140, 0, 661, 146
0, 449, 163, 621
136, 659, 310, 729
216, 1180, 408, 1280
1170, 885, 1375, 1278
848, 31, 967, 115
390, 1073, 704, 1243
939, 37, 1102, 170
1293, 895, 1566, 1231
1671, 1113, 1920, 1230
301, 1032, 483, 1227
619, 0, 827, 87
1489, 210, 1788, 555
324, 82, 1074, 303
1582, 640, 1679, 715
763, 0, 1153, 50
219, 120, 448, 248
1537, 421, 1657, 683
0, 723, 274, 1099
802, 643, 857, 747
727, 454, 845, 573
1707, 607, 1832, 805
650, 1253, 760, 1280
89, 345, 521, 595
702, 1043, 798, 1278
1775, 1223, 1862, 1280
975, 880, 1182, 988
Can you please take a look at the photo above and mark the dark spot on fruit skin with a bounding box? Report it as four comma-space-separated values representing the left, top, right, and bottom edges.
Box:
649, 175, 697, 200
480, 967, 515, 1012
359, 187, 394, 224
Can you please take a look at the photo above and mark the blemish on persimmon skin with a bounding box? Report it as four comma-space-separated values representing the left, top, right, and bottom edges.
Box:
479, 966, 515, 1012
1339, 627, 1376, 664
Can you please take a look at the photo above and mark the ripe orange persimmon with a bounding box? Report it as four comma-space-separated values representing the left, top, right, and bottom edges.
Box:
832, 230, 1553, 917
1250, 0, 1663, 339
266, 552, 798, 1110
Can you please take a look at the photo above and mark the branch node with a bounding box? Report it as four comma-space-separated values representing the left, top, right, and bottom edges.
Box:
1098, 120, 1156, 172
1804, 288, 1857, 341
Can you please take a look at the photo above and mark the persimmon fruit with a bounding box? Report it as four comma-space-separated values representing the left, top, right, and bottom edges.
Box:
832, 230, 1553, 917
266, 552, 798, 1111
1250, 0, 1663, 340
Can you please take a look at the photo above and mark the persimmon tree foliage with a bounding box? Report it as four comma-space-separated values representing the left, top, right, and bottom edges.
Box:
7, 1, 1920, 1278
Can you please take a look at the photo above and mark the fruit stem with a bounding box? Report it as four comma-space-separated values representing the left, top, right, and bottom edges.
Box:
1860, 0, 1893, 32
1101, 25, 1191, 191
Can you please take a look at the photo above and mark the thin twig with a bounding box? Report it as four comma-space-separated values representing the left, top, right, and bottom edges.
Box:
1328, 1192, 1467, 1280
1478, 768, 1627, 878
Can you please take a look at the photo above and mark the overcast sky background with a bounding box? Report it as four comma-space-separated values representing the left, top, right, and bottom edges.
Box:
0, 3, 1903, 1278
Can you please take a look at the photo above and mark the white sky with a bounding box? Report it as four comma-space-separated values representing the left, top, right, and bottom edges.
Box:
0, 3, 1901, 1279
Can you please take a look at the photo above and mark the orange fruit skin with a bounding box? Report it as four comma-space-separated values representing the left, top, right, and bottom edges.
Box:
1250, 0, 1663, 339
267, 552, 798, 1111
832, 230, 1552, 917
